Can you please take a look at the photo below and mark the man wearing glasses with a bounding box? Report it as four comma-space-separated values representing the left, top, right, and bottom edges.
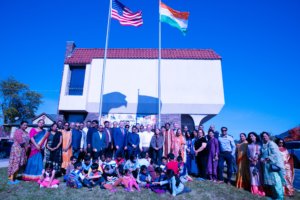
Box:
72, 122, 83, 158
217, 127, 236, 184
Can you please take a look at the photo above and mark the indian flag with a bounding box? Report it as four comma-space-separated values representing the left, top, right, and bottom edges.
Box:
160, 2, 190, 34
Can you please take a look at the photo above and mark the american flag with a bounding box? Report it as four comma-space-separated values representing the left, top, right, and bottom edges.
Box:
111, 0, 143, 27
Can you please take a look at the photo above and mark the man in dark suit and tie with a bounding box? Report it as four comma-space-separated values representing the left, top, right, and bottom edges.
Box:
92, 125, 107, 160
113, 121, 127, 157
103, 121, 113, 155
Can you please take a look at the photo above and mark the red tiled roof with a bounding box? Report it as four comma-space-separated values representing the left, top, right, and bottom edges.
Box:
64, 48, 221, 64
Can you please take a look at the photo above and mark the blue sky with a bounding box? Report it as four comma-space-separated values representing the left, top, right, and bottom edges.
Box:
0, 0, 299, 139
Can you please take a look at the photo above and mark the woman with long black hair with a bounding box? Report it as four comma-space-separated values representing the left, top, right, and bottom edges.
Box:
45, 122, 62, 176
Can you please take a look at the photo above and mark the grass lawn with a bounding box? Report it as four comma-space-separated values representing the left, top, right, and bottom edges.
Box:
0, 168, 298, 200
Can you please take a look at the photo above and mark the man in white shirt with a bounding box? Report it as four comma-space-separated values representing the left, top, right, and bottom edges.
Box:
139, 124, 154, 153
79, 122, 87, 161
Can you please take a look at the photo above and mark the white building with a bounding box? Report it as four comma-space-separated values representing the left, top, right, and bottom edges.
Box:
58, 41, 225, 129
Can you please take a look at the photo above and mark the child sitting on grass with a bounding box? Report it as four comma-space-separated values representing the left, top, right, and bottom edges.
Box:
137, 165, 152, 188
115, 152, 125, 167
177, 156, 193, 183
82, 155, 92, 175
102, 165, 123, 192
124, 154, 140, 178
122, 169, 140, 192
38, 163, 59, 188
87, 163, 105, 187
99, 154, 106, 167
138, 152, 150, 167
90, 158, 103, 173
102, 153, 117, 175
160, 156, 168, 173
166, 153, 179, 175
153, 169, 191, 197
149, 167, 167, 194
147, 160, 156, 181
64, 156, 77, 182
66, 161, 92, 190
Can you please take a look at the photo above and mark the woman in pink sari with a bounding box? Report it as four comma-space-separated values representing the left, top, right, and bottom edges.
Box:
276, 138, 294, 197
247, 132, 265, 196
23, 119, 50, 181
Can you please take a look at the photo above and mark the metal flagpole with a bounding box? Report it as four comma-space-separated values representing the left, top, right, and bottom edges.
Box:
158, 0, 162, 128
99, 0, 112, 123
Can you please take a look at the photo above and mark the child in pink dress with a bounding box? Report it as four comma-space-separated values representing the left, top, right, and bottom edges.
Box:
122, 169, 140, 192
38, 163, 59, 188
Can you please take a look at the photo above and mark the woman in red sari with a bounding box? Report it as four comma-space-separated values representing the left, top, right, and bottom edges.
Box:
276, 138, 294, 197
8, 121, 30, 184
23, 119, 50, 181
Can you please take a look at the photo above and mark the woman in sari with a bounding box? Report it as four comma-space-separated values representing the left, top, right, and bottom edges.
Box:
61, 122, 72, 172
235, 133, 250, 190
247, 132, 265, 196
172, 129, 185, 160
260, 132, 285, 200
23, 119, 49, 181
185, 131, 195, 175
206, 130, 219, 182
190, 130, 199, 175
8, 121, 30, 184
276, 138, 294, 197
45, 123, 62, 176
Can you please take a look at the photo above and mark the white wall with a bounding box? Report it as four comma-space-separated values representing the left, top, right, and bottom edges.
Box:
161, 59, 224, 114
59, 58, 224, 115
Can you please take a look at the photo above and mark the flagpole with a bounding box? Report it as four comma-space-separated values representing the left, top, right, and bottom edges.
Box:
158, 0, 162, 128
99, 0, 112, 123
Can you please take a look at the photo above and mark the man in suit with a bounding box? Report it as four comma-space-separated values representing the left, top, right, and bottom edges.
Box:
87, 120, 99, 157
126, 126, 140, 157
103, 121, 113, 155
72, 122, 82, 158
92, 125, 107, 160
113, 121, 127, 157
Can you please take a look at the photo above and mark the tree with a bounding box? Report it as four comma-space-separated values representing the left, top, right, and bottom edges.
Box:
0, 77, 43, 123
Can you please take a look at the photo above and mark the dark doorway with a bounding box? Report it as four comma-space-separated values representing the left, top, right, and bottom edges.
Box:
181, 114, 195, 132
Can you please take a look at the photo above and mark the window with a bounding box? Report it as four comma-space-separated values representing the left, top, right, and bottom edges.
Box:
65, 112, 87, 122
68, 66, 86, 95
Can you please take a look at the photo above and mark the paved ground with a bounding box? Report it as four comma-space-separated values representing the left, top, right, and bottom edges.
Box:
0, 159, 8, 168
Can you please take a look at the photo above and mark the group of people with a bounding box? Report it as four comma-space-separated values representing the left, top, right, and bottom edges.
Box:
7, 119, 295, 199
235, 132, 295, 199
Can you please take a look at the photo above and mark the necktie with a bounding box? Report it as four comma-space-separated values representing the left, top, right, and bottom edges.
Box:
107, 128, 111, 142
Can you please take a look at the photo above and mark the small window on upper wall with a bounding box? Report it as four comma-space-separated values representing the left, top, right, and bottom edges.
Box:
65, 112, 87, 122
68, 66, 86, 95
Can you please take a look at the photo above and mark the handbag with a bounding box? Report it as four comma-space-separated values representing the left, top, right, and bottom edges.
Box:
270, 163, 281, 172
